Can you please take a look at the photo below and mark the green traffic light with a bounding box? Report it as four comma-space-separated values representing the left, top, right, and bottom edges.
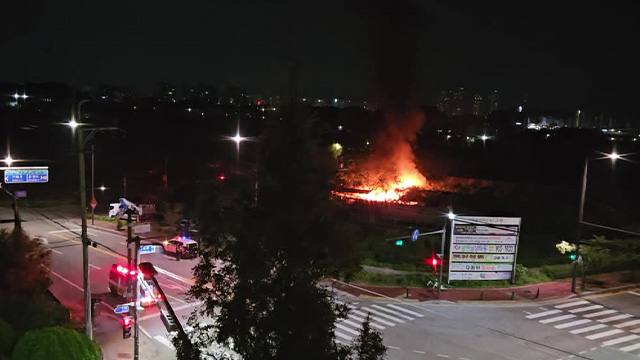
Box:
569, 253, 577, 261
395, 240, 403, 246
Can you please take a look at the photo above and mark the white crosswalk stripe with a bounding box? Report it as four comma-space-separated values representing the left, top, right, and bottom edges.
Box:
614, 319, 640, 328
619, 342, 640, 352
336, 324, 359, 336
360, 307, 405, 323
155, 335, 175, 349
540, 314, 576, 324
371, 305, 414, 320
585, 329, 624, 340
341, 319, 363, 329
631, 328, 640, 334
597, 314, 633, 323
583, 309, 617, 318
351, 310, 395, 327
335, 332, 353, 341
568, 305, 603, 313
555, 300, 590, 309
526, 310, 561, 319
386, 304, 425, 318
601, 334, 640, 347
554, 319, 592, 329
347, 314, 385, 330
335, 300, 358, 309
570, 324, 608, 334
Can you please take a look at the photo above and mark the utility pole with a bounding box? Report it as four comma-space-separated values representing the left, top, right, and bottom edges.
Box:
13, 191, 20, 230
437, 221, 446, 300
91, 144, 95, 225
572, 157, 588, 293
133, 235, 140, 360
123, 175, 127, 198
77, 122, 92, 339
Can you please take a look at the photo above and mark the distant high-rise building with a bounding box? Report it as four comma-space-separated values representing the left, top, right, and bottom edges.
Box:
452, 87, 465, 116
487, 90, 499, 113
472, 93, 483, 116
437, 89, 452, 114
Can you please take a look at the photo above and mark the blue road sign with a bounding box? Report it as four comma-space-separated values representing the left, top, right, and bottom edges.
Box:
411, 229, 420, 242
15, 190, 27, 198
3, 169, 48, 184
114, 305, 130, 314
139, 245, 156, 255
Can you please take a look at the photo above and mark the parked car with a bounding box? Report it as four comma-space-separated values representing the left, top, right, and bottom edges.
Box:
162, 235, 198, 259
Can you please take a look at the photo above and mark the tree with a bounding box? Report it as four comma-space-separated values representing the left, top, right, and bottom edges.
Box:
0, 319, 14, 358
11, 327, 101, 360
353, 314, 387, 360
187, 103, 366, 359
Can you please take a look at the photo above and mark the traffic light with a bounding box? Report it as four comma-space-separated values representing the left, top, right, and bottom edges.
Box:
122, 316, 133, 339
427, 254, 442, 271
569, 251, 578, 261
395, 240, 403, 246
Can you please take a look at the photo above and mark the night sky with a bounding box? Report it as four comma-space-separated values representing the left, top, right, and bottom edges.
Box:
1, 1, 637, 118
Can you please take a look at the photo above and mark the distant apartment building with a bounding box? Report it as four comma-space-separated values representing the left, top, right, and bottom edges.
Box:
487, 90, 499, 114
472, 93, 483, 116
155, 82, 177, 103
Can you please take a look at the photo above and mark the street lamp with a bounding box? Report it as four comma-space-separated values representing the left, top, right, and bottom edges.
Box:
573, 150, 621, 293
3, 155, 14, 167
99, 185, 107, 192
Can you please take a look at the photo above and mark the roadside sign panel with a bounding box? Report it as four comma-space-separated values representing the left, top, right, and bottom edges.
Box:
411, 229, 420, 242
3, 169, 49, 183
448, 216, 521, 282
139, 245, 156, 255
114, 305, 130, 314
134, 223, 151, 234
15, 190, 27, 198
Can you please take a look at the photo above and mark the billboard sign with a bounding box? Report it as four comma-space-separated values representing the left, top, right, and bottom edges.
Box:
4, 168, 49, 183
448, 216, 521, 282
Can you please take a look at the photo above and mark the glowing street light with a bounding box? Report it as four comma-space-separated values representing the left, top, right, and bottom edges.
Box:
99, 185, 107, 192
3, 155, 14, 167
67, 119, 79, 129
232, 132, 246, 144
481, 134, 488, 141
447, 210, 456, 220
608, 152, 620, 161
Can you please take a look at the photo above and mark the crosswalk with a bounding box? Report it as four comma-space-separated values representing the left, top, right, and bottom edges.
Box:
334, 301, 424, 342
525, 299, 640, 355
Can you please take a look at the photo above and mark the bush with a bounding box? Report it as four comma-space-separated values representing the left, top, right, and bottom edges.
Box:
540, 264, 574, 279
11, 327, 101, 360
0, 320, 14, 357
116, 219, 125, 231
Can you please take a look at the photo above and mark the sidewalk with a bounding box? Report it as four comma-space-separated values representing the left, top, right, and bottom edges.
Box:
332, 271, 640, 303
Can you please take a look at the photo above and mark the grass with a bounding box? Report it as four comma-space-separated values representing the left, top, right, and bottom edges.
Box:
89, 214, 117, 224
351, 271, 437, 288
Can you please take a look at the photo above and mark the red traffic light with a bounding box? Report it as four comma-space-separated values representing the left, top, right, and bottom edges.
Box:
218, 173, 226, 180
427, 254, 442, 270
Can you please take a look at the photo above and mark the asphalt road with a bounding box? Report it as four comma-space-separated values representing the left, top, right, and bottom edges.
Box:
3, 206, 640, 360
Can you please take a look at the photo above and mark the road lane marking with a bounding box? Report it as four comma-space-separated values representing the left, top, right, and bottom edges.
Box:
371, 304, 414, 320
631, 328, 640, 334
360, 307, 405, 323
347, 314, 385, 330
89, 264, 101, 270
436, 354, 450, 358
619, 342, 640, 352
585, 329, 623, 340
459, 358, 470, 360
554, 319, 591, 329
387, 346, 400, 350
628, 291, 640, 297
50, 233, 126, 260
555, 300, 590, 309
526, 309, 561, 319
154, 335, 175, 349
386, 304, 424, 318
578, 351, 587, 354
568, 305, 603, 313
164, 293, 187, 304
335, 332, 352, 341
590, 347, 597, 351
139, 325, 152, 339
49, 229, 82, 234
351, 310, 394, 327
49, 269, 83, 292
583, 309, 617, 318
412, 350, 425, 354
155, 266, 194, 286
120, 242, 127, 245
570, 324, 607, 334
540, 314, 576, 324
601, 334, 640, 346
138, 301, 202, 322
336, 324, 359, 336
597, 314, 633, 323
50, 249, 63, 255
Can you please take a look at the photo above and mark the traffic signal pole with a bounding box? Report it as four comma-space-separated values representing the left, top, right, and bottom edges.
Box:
134, 235, 140, 360
437, 221, 447, 300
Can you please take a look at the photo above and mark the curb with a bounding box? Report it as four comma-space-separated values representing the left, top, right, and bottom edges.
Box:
569, 283, 640, 298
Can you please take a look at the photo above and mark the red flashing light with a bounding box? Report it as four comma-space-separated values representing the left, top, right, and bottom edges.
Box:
427, 255, 441, 271
122, 317, 132, 326
218, 174, 225, 180
129, 270, 137, 276
431, 258, 438, 267
257, 100, 261, 106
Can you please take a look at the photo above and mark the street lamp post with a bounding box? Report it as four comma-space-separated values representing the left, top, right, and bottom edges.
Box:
91, 144, 95, 225
572, 151, 619, 293
68, 99, 122, 340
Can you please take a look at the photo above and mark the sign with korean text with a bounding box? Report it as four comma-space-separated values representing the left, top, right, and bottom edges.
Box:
448, 216, 521, 282
4, 168, 49, 184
